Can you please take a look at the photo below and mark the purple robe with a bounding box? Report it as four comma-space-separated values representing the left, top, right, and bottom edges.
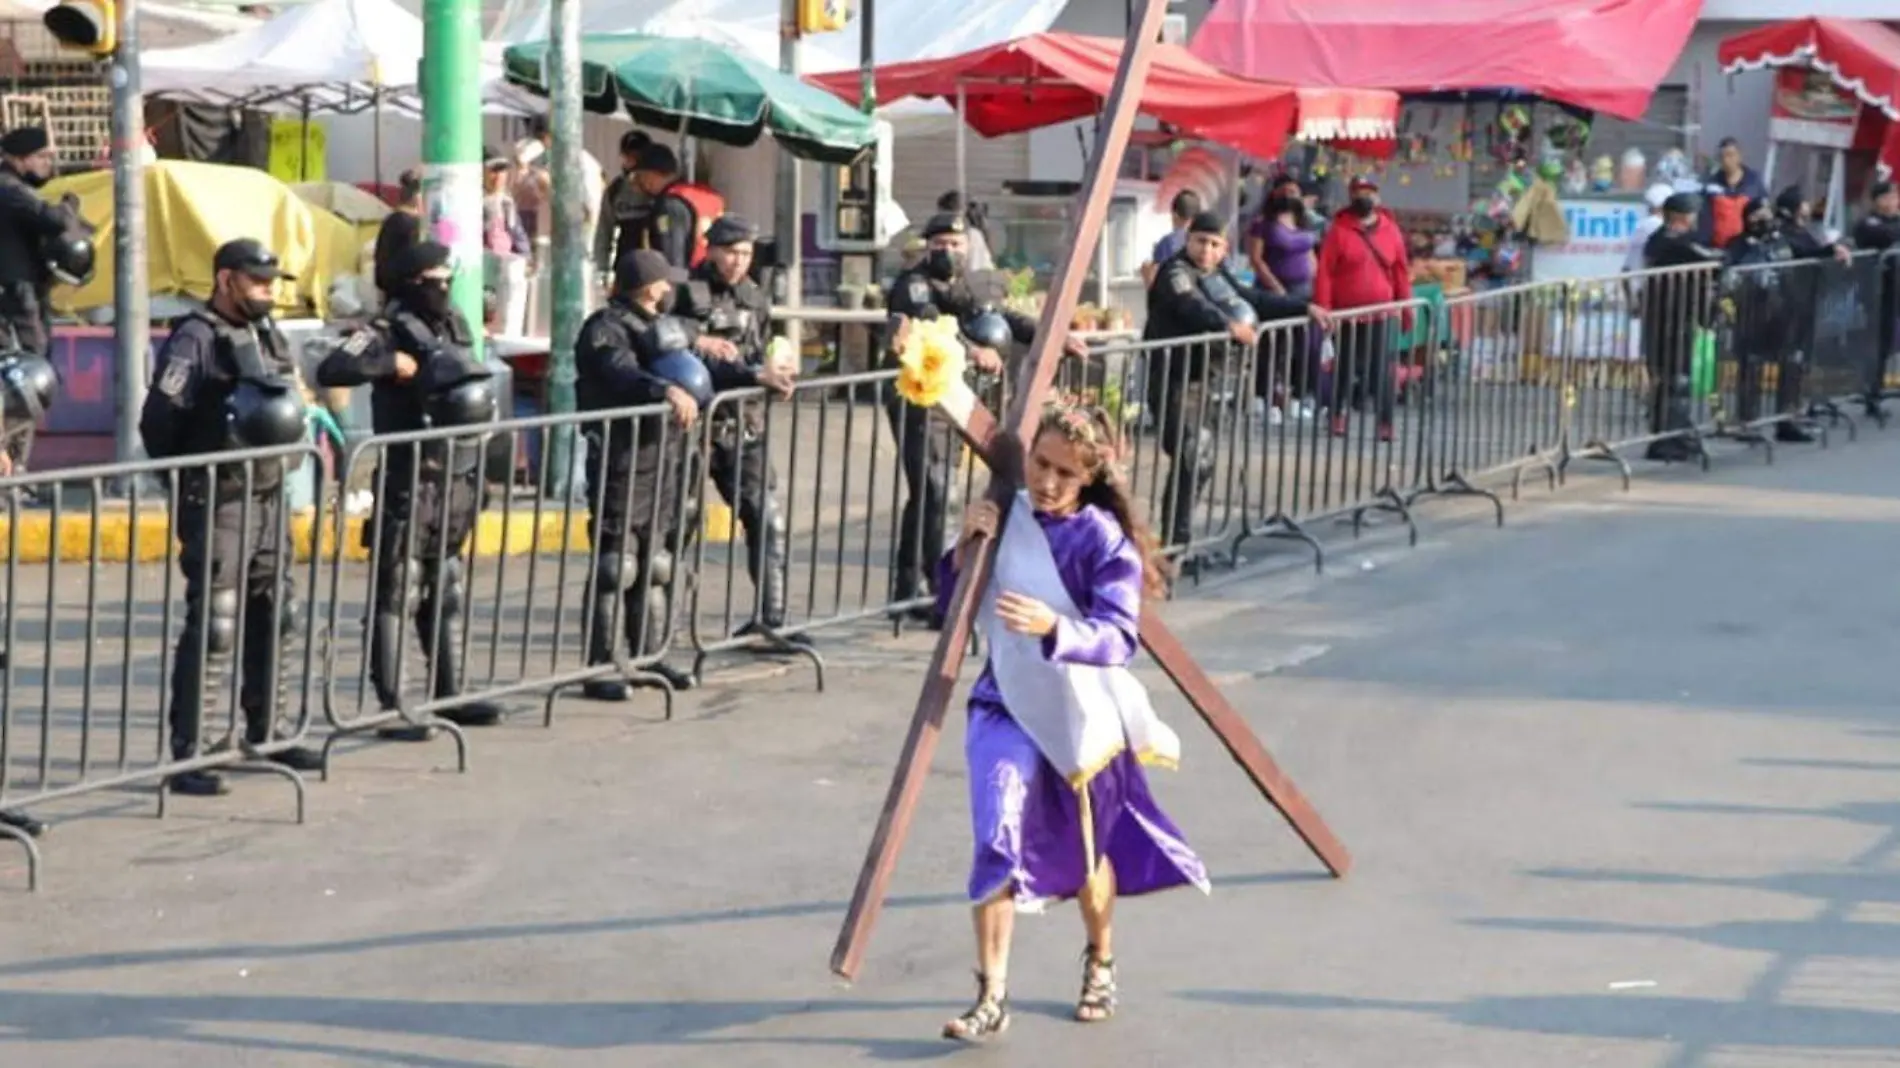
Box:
937, 503, 1210, 907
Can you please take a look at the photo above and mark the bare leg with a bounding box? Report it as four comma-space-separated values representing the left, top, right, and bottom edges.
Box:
975, 891, 1015, 986
1076, 859, 1119, 1023
944, 891, 1015, 1041
1079, 857, 1116, 958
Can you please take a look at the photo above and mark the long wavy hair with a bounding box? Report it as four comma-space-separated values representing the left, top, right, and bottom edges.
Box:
1034, 399, 1172, 597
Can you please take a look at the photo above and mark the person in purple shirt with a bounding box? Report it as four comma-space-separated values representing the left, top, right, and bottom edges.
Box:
936, 401, 1207, 1043
1247, 175, 1322, 416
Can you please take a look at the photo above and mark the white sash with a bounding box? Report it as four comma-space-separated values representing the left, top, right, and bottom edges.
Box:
981, 493, 1181, 786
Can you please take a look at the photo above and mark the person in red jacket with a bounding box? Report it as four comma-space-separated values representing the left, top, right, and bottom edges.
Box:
1314, 176, 1412, 441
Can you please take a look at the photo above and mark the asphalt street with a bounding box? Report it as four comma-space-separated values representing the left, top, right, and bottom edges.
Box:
1, 427, 1898, 1067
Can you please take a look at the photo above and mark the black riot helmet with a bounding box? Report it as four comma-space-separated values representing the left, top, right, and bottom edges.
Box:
0, 352, 57, 426
44, 228, 95, 287
416, 340, 497, 429
225, 378, 307, 447
962, 310, 1012, 351
428, 375, 498, 429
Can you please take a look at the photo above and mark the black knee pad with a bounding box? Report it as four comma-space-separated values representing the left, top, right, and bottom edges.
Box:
595, 552, 637, 592
433, 558, 467, 616
206, 588, 240, 654
647, 548, 675, 589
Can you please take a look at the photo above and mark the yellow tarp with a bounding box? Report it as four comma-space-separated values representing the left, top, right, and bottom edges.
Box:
42, 160, 361, 319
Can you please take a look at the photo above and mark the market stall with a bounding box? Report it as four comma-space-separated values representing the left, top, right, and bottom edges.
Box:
810, 32, 1395, 164
43, 160, 362, 321
1186, 0, 1703, 303
1718, 18, 1900, 231
809, 32, 1398, 324
1187, 0, 1701, 121
139, 0, 538, 184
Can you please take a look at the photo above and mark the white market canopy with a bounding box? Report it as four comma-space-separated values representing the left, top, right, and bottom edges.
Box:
487, 0, 1071, 122
140, 0, 538, 115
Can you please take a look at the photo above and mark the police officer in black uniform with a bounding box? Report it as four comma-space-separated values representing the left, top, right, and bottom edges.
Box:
1725, 192, 1849, 444
882, 212, 1076, 625
140, 239, 325, 796
594, 129, 655, 283
0, 344, 54, 839
0, 126, 74, 359
621, 144, 698, 270
1145, 210, 1324, 557
1641, 193, 1725, 463
576, 249, 748, 697
316, 241, 504, 739
672, 214, 800, 636
1853, 180, 1900, 418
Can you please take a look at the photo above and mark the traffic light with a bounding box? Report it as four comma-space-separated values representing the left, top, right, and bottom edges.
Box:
43, 0, 116, 56
795, 0, 850, 36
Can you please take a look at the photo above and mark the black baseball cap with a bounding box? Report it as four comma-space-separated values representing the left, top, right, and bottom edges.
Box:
1187, 210, 1226, 236
615, 248, 687, 291
1662, 192, 1700, 216
705, 214, 759, 247
213, 238, 295, 281
921, 212, 966, 239
634, 143, 680, 176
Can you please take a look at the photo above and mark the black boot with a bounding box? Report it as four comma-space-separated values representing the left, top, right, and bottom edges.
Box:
370, 609, 435, 742
0, 809, 46, 837
735, 511, 810, 645
422, 561, 503, 727
582, 587, 631, 701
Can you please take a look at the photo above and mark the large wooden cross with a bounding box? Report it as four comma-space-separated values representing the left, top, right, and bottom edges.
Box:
829, 0, 1350, 981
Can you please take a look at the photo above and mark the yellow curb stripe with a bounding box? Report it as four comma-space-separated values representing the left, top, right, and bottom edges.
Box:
0, 511, 598, 564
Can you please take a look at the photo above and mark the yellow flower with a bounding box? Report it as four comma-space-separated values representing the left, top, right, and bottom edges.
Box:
895, 315, 966, 409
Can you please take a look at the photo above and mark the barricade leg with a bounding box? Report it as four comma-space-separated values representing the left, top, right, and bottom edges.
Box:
0, 821, 41, 892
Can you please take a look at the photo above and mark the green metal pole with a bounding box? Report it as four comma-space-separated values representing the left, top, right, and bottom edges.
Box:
542, 0, 584, 496
420, 0, 484, 363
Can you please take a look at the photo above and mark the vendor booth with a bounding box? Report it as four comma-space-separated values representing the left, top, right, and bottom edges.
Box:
811, 32, 1399, 326
1718, 18, 1900, 234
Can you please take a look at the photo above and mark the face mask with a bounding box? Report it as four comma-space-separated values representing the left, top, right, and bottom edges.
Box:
1747, 218, 1773, 238
924, 247, 964, 282
654, 288, 676, 314
19, 170, 45, 189
408, 280, 451, 317
1350, 196, 1376, 217
238, 296, 273, 322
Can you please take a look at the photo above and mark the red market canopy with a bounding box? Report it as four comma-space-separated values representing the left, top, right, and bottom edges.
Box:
1187, 0, 1703, 121
1718, 19, 1900, 122
807, 32, 1398, 161
1719, 19, 1900, 173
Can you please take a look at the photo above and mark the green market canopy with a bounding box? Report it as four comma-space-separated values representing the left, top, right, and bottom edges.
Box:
503, 32, 877, 164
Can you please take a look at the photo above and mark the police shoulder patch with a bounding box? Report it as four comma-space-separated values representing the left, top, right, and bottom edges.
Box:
907, 279, 931, 306
156, 358, 192, 399
339, 330, 372, 357
1169, 268, 1195, 295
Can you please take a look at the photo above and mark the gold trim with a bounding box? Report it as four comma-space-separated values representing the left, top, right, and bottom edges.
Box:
1066, 740, 1179, 789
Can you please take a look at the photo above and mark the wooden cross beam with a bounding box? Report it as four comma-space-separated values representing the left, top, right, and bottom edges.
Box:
828, 0, 1350, 982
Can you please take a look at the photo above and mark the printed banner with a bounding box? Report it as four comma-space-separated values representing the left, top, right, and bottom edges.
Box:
1769, 67, 1862, 151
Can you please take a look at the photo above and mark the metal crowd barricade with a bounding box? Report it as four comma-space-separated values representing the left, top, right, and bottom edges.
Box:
681, 369, 899, 688
1793, 249, 1890, 435
1417, 279, 1569, 504
1216, 298, 1438, 570
0, 442, 326, 890
317, 401, 693, 772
